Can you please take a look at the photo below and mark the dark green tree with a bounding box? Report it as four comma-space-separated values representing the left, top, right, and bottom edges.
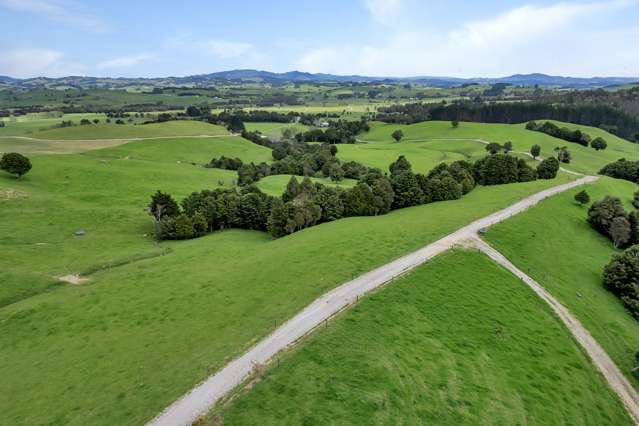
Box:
149, 191, 180, 221
536, 157, 560, 179
391, 129, 404, 142
503, 141, 513, 153
602, 246, 639, 319
591, 137, 608, 151
283, 176, 301, 202
0, 152, 32, 178
391, 170, 423, 209
574, 190, 590, 206
588, 196, 627, 236
389, 155, 412, 175
530, 144, 541, 159
485, 142, 502, 155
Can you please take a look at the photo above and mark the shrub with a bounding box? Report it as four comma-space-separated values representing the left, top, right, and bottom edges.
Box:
599, 159, 639, 183
588, 196, 627, 236
391, 129, 404, 142
0, 152, 32, 178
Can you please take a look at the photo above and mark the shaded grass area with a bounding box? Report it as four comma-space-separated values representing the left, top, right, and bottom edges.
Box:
485, 177, 639, 392
0, 136, 271, 306
359, 120, 639, 175
217, 250, 631, 425
0, 175, 574, 425
256, 174, 356, 196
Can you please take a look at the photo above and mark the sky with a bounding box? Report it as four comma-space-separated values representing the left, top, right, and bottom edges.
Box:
0, 0, 638, 79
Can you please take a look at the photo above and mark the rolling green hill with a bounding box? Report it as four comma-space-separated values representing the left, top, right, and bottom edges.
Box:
0, 167, 572, 424
357, 121, 639, 175
216, 250, 631, 425
485, 177, 639, 392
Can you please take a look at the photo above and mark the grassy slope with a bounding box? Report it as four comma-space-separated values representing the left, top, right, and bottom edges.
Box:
243, 122, 310, 136
256, 174, 356, 196
357, 121, 639, 175
30, 120, 228, 140
0, 175, 574, 425
0, 136, 272, 307
218, 250, 631, 425
485, 177, 639, 392
338, 139, 488, 174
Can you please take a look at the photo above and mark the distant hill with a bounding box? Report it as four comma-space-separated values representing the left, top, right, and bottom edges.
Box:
0, 70, 637, 89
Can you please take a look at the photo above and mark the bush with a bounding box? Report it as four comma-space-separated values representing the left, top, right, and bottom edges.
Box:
602, 246, 639, 320
574, 190, 590, 206
537, 157, 560, 179
0, 152, 32, 178
588, 196, 627, 236
391, 129, 404, 142
530, 144, 541, 159
591, 137, 608, 151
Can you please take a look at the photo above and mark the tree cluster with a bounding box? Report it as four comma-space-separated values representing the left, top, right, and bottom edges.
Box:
599, 158, 639, 183
473, 154, 538, 185
526, 121, 593, 147
602, 245, 639, 320
294, 119, 370, 144
206, 156, 243, 170
588, 196, 639, 248
149, 187, 275, 240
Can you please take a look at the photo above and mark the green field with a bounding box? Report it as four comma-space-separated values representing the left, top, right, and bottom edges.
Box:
243, 122, 310, 137
256, 174, 356, 196
0, 147, 573, 425
485, 177, 639, 392
357, 121, 639, 175
30, 120, 228, 140
0, 136, 271, 307
216, 250, 631, 425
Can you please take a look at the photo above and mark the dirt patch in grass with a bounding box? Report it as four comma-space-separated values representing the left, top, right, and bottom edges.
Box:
0, 188, 28, 200
58, 274, 89, 285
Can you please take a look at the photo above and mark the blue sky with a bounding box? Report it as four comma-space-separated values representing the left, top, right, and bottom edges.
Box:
0, 0, 638, 78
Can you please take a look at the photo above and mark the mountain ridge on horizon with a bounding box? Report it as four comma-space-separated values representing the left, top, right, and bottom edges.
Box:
1, 70, 638, 89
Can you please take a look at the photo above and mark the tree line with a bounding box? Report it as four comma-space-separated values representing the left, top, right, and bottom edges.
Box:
376, 101, 639, 141
525, 121, 608, 150
585, 195, 639, 322
149, 152, 558, 241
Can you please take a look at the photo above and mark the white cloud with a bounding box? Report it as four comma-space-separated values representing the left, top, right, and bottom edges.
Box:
298, 0, 639, 77
363, 0, 404, 24
0, 0, 107, 32
97, 54, 155, 70
205, 40, 254, 59
0, 48, 85, 78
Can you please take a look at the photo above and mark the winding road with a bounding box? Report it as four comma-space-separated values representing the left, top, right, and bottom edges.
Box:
148, 173, 639, 426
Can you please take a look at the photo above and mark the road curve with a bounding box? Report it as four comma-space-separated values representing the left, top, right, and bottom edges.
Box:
148, 175, 601, 426
471, 238, 639, 424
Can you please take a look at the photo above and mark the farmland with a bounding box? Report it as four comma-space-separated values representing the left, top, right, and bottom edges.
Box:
216, 250, 632, 425
485, 177, 639, 391
2, 93, 639, 425
0, 123, 576, 423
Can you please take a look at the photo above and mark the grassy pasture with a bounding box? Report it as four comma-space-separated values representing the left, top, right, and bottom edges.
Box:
359, 120, 639, 175
243, 122, 310, 137
30, 120, 229, 140
0, 171, 573, 425
0, 136, 271, 307
256, 174, 356, 196
216, 250, 632, 425
485, 177, 639, 392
